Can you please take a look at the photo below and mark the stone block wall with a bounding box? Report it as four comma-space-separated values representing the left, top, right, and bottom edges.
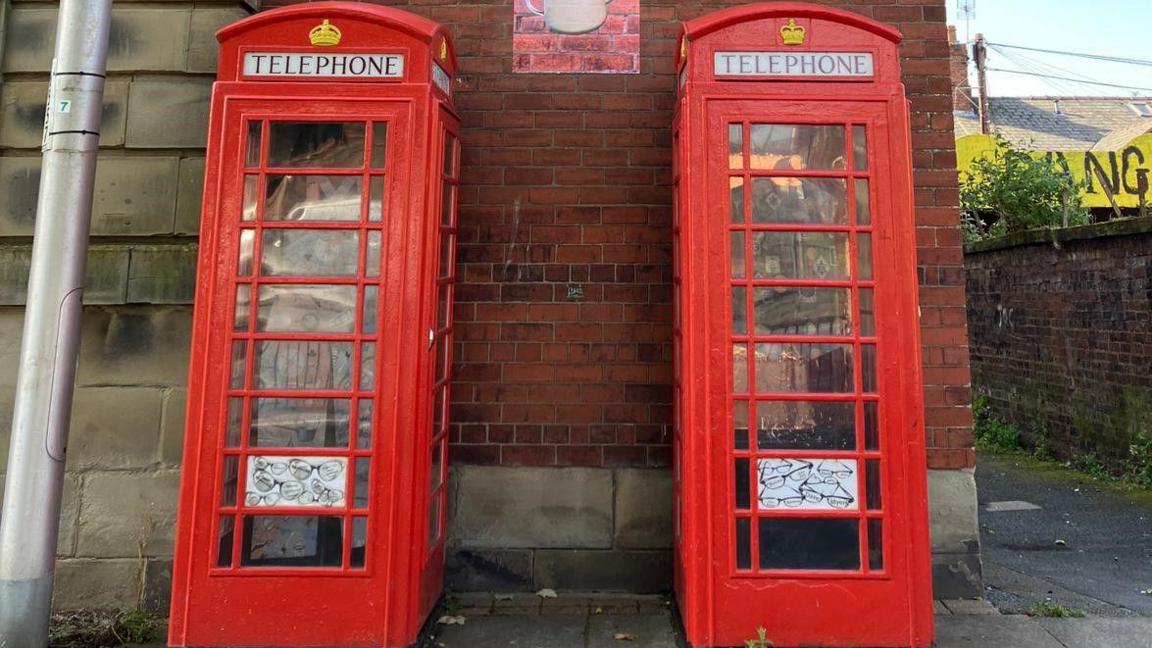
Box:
966, 218, 1152, 465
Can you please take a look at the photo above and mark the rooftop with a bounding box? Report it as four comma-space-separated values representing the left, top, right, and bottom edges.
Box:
955, 96, 1152, 150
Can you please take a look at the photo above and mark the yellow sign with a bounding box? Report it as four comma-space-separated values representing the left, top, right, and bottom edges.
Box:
957, 133, 1152, 208
309, 19, 342, 47
781, 19, 806, 46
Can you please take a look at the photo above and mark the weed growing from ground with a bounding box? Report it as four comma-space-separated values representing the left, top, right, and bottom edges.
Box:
1029, 601, 1086, 618
744, 627, 774, 648
973, 396, 1022, 452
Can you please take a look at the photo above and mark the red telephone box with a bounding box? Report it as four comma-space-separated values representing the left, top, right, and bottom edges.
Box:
672, 4, 933, 647
169, 4, 458, 646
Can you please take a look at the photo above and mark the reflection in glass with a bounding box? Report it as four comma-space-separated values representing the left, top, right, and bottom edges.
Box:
221, 455, 239, 506
436, 340, 449, 384
439, 232, 454, 279
366, 231, 381, 279
754, 287, 852, 336
735, 458, 750, 510
731, 232, 746, 278
864, 401, 879, 451
238, 230, 255, 276
443, 132, 457, 176
363, 286, 378, 334
753, 232, 850, 280
866, 459, 882, 511
732, 345, 748, 393
352, 516, 368, 568
245, 121, 262, 168
369, 176, 384, 222
441, 183, 455, 227
234, 285, 250, 332
759, 518, 860, 570
360, 342, 376, 390
732, 287, 747, 335
354, 458, 370, 508
372, 122, 389, 168
230, 341, 247, 388
853, 125, 868, 170
261, 230, 360, 277
433, 386, 446, 430
736, 518, 751, 569
754, 343, 855, 394
249, 398, 350, 447
217, 515, 235, 567
855, 179, 871, 226
868, 518, 883, 570
430, 442, 443, 491
730, 177, 745, 223
226, 398, 243, 447
862, 345, 877, 393
859, 289, 875, 336
357, 399, 373, 449
255, 341, 354, 391
257, 285, 356, 333
749, 124, 845, 170
265, 175, 362, 222
857, 233, 873, 281
241, 515, 343, 567
733, 400, 749, 450
750, 177, 848, 225
428, 497, 441, 545
268, 122, 365, 168
242, 175, 258, 222
728, 123, 743, 169
437, 287, 451, 331
755, 401, 856, 450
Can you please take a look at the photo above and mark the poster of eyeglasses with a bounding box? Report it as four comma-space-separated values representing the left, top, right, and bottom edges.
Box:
245, 455, 348, 508
757, 458, 859, 511
513, 0, 639, 74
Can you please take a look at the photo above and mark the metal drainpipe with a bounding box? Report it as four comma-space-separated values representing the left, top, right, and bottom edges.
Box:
0, 1, 112, 646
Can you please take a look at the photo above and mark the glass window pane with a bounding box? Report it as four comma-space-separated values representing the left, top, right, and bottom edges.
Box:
758, 518, 860, 570
751, 177, 848, 225
220, 455, 239, 506
750, 124, 845, 171
249, 398, 350, 448
357, 399, 373, 449
435, 339, 450, 384
735, 458, 750, 510
363, 286, 378, 334
754, 343, 855, 393
753, 233, 850, 280
859, 289, 875, 337
864, 401, 879, 451
868, 518, 883, 570
855, 179, 871, 226
441, 183, 455, 227
242, 175, 258, 222
728, 123, 743, 169
439, 232, 454, 279
217, 515, 235, 567
731, 232, 746, 278
241, 515, 344, 567
732, 287, 747, 335
369, 176, 385, 222
366, 231, 381, 279
857, 233, 873, 281
732, 344, 749, 394
757, 458, 858, 511
437, 286, 452, 331
234, 285, 250, 332
261, 230, 360, 277
351, 516, 368, 568
430, 442, 443, 491
735, 518, 751, 569
862, 344, 877, 393
754, 287, 852, 337
245, 456, 347, 508
733, 400, 749, 450
268, 122, 365, 168
245, 121, 262, 168
730, 178, 745, 223
230, 341, 247, 388
226, 398, 243, 447
238, 229, 255, 276
360, 342, 376, 390
433, 386, 446, 430
428, 496, 441, 545
371, 122, 388, 168
866, 459, 882, 511
265, 175, 362, 222
255, 341, 354, 391
354, 458, 371, 508
755, 401, 855, 450
443, 132, 457, 176
256, 285, 356, 333
853, 125, 868, 170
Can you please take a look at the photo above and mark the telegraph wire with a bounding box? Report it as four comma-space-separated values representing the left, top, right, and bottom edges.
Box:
983, 68, 1152, 93
985, 42, 1152, 68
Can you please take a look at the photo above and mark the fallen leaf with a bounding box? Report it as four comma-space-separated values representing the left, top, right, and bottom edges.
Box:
536, 588, 558, 598
614, 633, 638, 641
437, 615, 466, 626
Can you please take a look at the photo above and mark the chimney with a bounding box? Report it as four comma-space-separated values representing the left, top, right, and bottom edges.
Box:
948, 25, 975, 114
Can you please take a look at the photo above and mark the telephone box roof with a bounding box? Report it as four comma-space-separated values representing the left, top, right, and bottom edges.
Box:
681, 2, 902, 44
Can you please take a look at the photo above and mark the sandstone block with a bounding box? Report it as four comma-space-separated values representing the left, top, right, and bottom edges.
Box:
52, 559, 143, 610
188, 7, 249, 73
175, 156, 206, 235
125, 77, 212, 149
0, 78, 128, 149
613, 468, 672, 548
77, 306, 193, 387
68, 386, 164, 470
533, 549, 672, 592
75, 470, 180, 558
127, 244, 198, 304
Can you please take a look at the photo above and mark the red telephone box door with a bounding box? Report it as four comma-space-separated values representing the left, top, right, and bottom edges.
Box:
673, 5, 933, 648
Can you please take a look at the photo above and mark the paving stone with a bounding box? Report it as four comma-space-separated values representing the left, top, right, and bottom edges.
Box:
445, 548, 534, 593
613, 468, 672, 549
434, 615, 585, 648
1037, 617, 1152, 648
52, 559, 143, 610
942, 598, 1000, 615
75, 469, 180, 558
126, 244, 198, 304
68, 386, 164, 470
448, 592, 493, 616
587, 613, 676, 648
452, 466, 613, 549
187, 6, 249, 73
935, 600, 953, 615
986, 500, 1043, 512
76, 306, 193, 387
0, 78, 128, 149
935, 614, 1065, 648
533, 549, 672, 593
159, 387, 187, 466
125, 77, 212, 149
491, 592, 542, 616
174, 156, 206, 235
0, 245, 129, 305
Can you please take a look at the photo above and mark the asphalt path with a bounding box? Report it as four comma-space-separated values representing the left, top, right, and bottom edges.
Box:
976, 452, 1152, 616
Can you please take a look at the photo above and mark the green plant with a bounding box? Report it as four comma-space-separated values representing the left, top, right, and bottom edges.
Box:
960, 135, 1090, 242
1029, 600, 1086, 618
49, 608, 165, 648
1128, 434, 1152, 487
1070, 452, 1113, 481
972, 396, 1022, 452
744, 627, 774, 648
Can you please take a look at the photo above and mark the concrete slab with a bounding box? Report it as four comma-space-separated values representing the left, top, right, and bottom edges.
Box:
434, 615, 586, 648
587, 614, 677, 648
941, 599, 1000, 615
986, 500, 1043, 512
1037, 617, 1152, 648
935, 615, 1066, 648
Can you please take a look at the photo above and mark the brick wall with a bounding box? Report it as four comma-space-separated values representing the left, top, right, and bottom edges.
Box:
966, 219, 1152, 464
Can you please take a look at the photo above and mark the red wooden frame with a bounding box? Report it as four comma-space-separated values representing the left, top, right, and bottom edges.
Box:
673, 5, 933, 647
169, 4, 458, 647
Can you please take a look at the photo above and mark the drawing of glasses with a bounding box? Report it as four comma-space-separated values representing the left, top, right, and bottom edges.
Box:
825, 485, 855, 509
817, 460, 854, 479
761, 488, 805, 509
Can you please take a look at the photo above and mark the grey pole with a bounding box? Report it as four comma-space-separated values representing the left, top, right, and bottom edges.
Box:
0, 1, 112, 645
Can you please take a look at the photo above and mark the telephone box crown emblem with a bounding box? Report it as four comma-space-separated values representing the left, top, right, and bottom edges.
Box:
309, 19, 342, 47
781, 18, 806, 46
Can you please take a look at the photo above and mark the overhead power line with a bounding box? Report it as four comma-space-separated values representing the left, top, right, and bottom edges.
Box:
984, 67, 1152, 93
987, 42, 1152, 67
